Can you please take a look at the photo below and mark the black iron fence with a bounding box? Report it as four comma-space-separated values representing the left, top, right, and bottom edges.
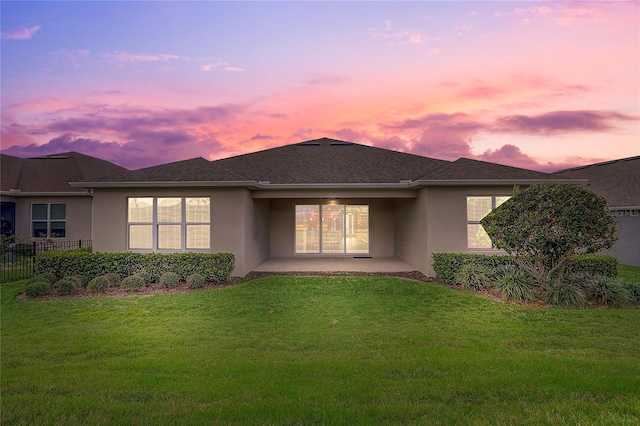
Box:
0, 240, 92, 282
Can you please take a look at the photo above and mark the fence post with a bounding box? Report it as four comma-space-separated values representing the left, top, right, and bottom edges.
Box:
32, 241, 37, 276
79, 239, 82, 248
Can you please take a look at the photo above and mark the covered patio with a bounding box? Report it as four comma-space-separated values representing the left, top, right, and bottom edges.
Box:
252, 257, 416, 273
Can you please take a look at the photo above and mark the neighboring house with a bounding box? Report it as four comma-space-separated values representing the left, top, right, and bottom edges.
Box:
1, 152, 128, 242
555, 156, 640, 267
72, 138, 582, 277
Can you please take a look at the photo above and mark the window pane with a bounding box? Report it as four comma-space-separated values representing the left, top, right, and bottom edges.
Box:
32, 204, 48, 220
322, 205, 345, 254
32, 221, 48, 238
187, 225, 210, 249
186, 198, 210, 223
50, 204, 66, 220
346, 205, 369, 253
129, 198, 153, 222
468, 224, 492, 249
467, 197, 492, 221
158, 198, 182, 223
295, 205, 319, 253
158, 225, 181, 249
129, 225, 153, 249
50, 221, 66, 238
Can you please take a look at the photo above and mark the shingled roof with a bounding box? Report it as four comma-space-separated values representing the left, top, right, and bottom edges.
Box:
1, 152, 128, 194
74, 137, 578, 188
554, 156, 640, 209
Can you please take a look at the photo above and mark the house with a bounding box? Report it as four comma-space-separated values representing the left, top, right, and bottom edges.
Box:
555, 156, 640, 267
72, 138, 582, 277
0, 152, 128, 242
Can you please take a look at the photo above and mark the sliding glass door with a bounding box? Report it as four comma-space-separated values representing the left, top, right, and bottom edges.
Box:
295, 204, 369, 254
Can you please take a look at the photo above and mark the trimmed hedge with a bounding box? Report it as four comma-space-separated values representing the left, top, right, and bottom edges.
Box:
35, 251, 235, 283
432, 253, 618, 285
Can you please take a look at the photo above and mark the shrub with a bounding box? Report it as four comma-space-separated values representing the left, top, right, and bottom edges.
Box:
87, 276, 110, 292
66, 275, 88, 288
160, 272, 180, 288
495, 265, 536, 302
36, 251, 235, 284
432, 253, 618, 285
120, 275, 146, 291
545, 280, 584, 308
623, 280, 640, 303
25, 281, 51, 298
586, 276, 631, 306
104, 273, 121, 287
454, 263, 493, 290
186, 273, 206, 289
54, 278, 78, 296
27, 273, 55, 285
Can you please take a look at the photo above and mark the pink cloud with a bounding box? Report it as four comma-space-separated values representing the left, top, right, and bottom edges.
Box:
1, 25, 41, 40
493, 110, 636, 135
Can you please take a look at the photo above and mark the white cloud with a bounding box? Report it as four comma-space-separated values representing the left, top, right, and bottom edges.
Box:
104, 51, 181, 63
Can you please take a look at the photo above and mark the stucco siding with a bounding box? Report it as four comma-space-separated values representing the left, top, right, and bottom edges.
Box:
11, 196, 92, 242
424, 186, 515, 277
604, 212, 640, 267
91, 187, 253, 276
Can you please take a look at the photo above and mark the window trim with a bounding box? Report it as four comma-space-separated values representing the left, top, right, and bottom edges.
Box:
31, 203, 66, 238
466, 195, 510, 250
127, 197, 210, 252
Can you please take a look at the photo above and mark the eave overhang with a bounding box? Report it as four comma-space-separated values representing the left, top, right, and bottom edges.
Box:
70, 178, 587, 190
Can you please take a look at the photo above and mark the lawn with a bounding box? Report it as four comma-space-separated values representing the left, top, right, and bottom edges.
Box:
2, 275, 640, 425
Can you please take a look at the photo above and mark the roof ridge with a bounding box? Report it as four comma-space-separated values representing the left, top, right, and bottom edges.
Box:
554, 155, 640, 173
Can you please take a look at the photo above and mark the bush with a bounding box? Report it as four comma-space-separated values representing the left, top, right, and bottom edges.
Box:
454, 263, 493, 290
432, 253, 618, 285
35, 251, 235, 283
87, 276, 110, 292
623, 280, 640, 303
25, 281, 51, 298
586, 276, 631, 306
495, 265, 536, 302
104, 273, 121, 287
54, 278, 78, 296
120, 275, 146, 291
546, 280, 584, 308
66, 275, 88, 288
160, 272, 180, 288
27, 273, 55, 285
186, 273, 206, 289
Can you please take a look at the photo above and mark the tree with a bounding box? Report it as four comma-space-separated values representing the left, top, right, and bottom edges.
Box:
480, 183, 617, 288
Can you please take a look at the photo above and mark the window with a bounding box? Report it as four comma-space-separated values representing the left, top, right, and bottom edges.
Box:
127, 197, 210, 251
295, 204, 369, 254
32, 203, 66, 238
467, 196, 510, 249
1, 202, 16, 237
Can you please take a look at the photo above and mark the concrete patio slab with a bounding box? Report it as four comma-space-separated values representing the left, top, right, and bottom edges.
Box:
253, 257, 416, 273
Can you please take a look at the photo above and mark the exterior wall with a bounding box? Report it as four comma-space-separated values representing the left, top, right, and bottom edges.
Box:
393, 190, 429, 275
423, 186, 515, 277
268, 198, 395, 258
10, 196, 92, 242
91, 187, 258, 276
604, 211, 640, 267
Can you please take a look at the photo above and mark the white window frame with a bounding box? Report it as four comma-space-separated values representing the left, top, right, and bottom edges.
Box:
466, 196, 510, 250
31, 203, 66, 238
127, 197, 210, 251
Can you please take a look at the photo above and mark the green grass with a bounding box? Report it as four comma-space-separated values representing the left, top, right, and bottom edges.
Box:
618, 264, 640, 283
2, 275, 640, 425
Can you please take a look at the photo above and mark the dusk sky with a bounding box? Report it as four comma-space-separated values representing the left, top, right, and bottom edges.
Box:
1, 1, 638, 172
